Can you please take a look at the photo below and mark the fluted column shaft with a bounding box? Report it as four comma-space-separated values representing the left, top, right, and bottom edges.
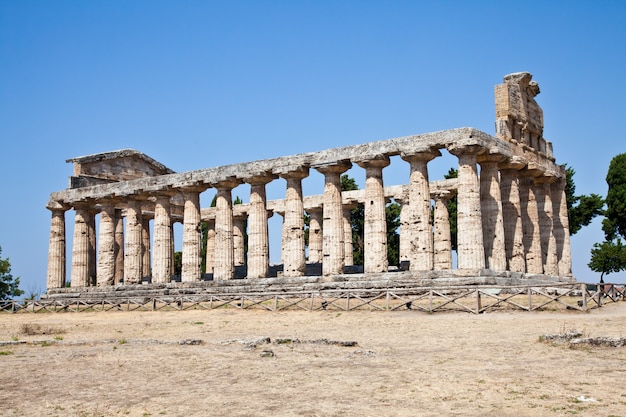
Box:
432, 192, 453, 270
342, 204, 356, 267
247, 175, 275, 278
357, 156, 390, 273
214, 180, 241, 280
450, 146, 485, 269
141, 217, 151, 279
232, 214, 247, 267
152, 195, 173, 283
280, 169, 308, 277
182, 190, 203, 282
87, 212, 96, 286
114, 209, 124, 284
71, 207, 92, 287
552, 177, 572, 276
500, 168, 526, 272
46, 207, 68, 289
97, 203, 117, 287
536, 179, 559, 275
204, 219, 216, 274
316, 162, 351, 276
401, 150, 439, 271
519, 176, 543, 273
478, 156, 506, 270
124, 200, 143, 284
307, 207, 323, 263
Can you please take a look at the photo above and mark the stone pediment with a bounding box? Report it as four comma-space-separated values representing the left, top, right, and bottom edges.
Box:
66, 149, 175, 188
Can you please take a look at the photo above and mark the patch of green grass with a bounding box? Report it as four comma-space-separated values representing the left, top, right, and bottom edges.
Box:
118, 338, 127, 345
53, 335, 63, 341
0, 350, 14, 355
191, 321, 204, 325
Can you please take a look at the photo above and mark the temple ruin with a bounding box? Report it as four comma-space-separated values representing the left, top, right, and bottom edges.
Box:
44, 72, 574, 298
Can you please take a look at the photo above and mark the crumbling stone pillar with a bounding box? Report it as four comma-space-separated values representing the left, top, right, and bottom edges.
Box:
519, 175, 543, 274
278, 168, 309, 277
141, 216, 151, 279
432, 191, 453, 270
536, 177, 559, 275
478, 155, 506, 271
114, 209, 124, 284
97, 202, 117, 287
152, 194, 173, 283
552, 177, 572, 276
401, 149, 440, 271
71, 205, 94, 287
342, 202, 357, 267
315, 162, 352, 276
307, 206, 323, 263
500, 163, 526, 272
204, 218, 216, 274
394, 195, 410, 266
449, 145, 485, 270
46, 204, 69, 289
232, 213, 247, 267
87, 211, 96, 286
124, 199, 143, 284
181, 189, 204, 282
214, 180, 242, 280
247, 174, 276, 278
357, 155, 390, 273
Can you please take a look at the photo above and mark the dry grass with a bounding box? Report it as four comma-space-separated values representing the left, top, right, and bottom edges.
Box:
1, 302, 625, 416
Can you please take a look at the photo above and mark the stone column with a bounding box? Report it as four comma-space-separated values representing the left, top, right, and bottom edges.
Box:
401, 149, 440, 271
87, 211, 97, 286
394, 195, 410, 266
315, 162, 352, 276
478, 154, 506, 271
247, 174, 276, 278
278, 168, 309, 277
46, 204, 69, 289
181, 188, 205, 282
204, 219, 216, 274
307, 206, 323, 263
141, 216, 152, 280
519, 174, 543, 274
432, 191, 453, 270
357, 155, 390, 273
97, 202, 117, 287
214, 179, 242, 280
500, 163, 526, 272
232, 213, 247, 267
152, 194, 173, 283
71, 205, 93, 287
124, 199, 143, 284
342, 202, 357, 267
536, 177, 559, 276
449, 145, 485, 270
114, 209, 124, 284
552, 176, 572, 276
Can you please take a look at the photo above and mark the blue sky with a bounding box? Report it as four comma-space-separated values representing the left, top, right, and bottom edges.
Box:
1, 0, 625, 294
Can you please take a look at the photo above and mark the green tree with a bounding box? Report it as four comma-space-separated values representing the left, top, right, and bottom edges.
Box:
0, 247, 24, 300
565, 165, 604, 235
588, 239, 626, 283
602, 153, 626, 241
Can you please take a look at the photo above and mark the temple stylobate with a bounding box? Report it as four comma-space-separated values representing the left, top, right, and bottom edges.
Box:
45, 73, 574, 293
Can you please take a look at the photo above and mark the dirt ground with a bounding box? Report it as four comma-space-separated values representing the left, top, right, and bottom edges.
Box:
1, 302, 625, 417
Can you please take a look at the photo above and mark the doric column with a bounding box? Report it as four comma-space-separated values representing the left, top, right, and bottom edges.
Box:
214, 179, 242, 280
394, 195, 410, 265
114, 209, 124, 284
204, 218, 216, 274
278, 168, 309, 277
87, 211, 97, 286
315, 161, 352, 276
124, 199, 143, 284
478, 154, 506, 271
401, 149, 440, 271
519, 174, 543, 274
552, 176, 572, 276
449, 145, 485, 270
432, 191, 453, 270
141, 216, 152, 279
181, 188, 205, 282
46, 203, 69, 289
232, 213, 247, 267
500, 161, 526, 273
246, 173, 276, 278
97, 201, 117, 287
307, 206, 323, 263
152, 194, 174, 283
356, 155, 390, 273
536, 177, 559, 275
71, 204, 94, 287
342, 202, 357, 267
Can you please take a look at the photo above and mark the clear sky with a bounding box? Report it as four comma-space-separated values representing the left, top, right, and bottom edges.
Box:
1, 0, 625, 295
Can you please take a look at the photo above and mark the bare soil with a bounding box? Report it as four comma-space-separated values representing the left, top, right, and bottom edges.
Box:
1, 302, 625, 417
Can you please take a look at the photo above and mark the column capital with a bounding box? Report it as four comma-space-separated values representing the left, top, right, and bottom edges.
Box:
400, 147, 441, 163
313, 160, 352, 175
46, 201, 71, 212
447, 144, 486, 157
277, 166, 310, 180
246, 172, 277, 185
214, 178, 243, 190
355, 154, 390, 169
499, 155, 526, 171
179, 184, 210, 195
534, 175, 558, 185
477, 153, 507, 165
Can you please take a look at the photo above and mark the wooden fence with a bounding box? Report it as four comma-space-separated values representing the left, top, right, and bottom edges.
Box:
1, 283, 624, 314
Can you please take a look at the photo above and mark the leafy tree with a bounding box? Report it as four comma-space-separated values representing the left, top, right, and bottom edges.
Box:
602, 153, 626, 241
588, 239, 626, 283
0, 246, 24, 300
565, 165, 604, 235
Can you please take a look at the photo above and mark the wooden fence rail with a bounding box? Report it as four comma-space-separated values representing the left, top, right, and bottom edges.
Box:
1, 283, 624, 314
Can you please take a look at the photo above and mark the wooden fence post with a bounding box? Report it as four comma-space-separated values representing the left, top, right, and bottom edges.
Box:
580, 283, 587, 311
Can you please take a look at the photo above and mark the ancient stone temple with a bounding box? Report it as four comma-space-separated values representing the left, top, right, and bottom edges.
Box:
45, 73, 573, 295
